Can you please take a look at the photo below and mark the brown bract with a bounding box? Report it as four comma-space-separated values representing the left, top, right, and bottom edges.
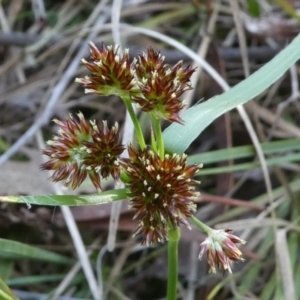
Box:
121, 145, 201, 245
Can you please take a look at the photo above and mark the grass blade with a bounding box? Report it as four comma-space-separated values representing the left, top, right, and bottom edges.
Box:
163, 33, 300, 154
187, 138, 300, 165
0, 239, 73, 264
0, 278, 19, 300
276, 230, 296, 300
0, 188, 129, 206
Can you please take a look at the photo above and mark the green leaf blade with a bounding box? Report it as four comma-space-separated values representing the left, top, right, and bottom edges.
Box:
0, 188, 129, 206
163, 33, 300, 154
0, 277, 19, 300
187, 138, 300, 165
0, 239, 73, 264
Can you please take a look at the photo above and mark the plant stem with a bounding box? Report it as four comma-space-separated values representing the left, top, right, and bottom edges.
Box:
123, 99, 146, 150
167, 225, 180, 300
150, 127, 158, 153
151, 114, 164, 159
190, 215, 212, 235
120, 171, 131, 183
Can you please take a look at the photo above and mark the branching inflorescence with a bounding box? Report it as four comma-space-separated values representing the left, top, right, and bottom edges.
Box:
41, 42, 245, 275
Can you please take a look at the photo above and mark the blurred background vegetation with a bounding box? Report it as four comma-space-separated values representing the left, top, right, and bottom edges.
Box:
0, 0, 300, 299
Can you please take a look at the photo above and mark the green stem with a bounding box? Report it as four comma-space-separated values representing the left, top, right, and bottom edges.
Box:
120, 171, 131, 183
151, 114, 164, 159
124, 99, 146, 150
167, 225, 180, 300
150, 127, 158, 153
190, 215, 213, 235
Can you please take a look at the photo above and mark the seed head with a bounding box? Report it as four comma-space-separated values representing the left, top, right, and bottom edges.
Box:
75, 42, 137, 98
121, 145, 201, 245
83, 121, 125, 183
41, 113, 124, 190
198, 229, 246, 273
132, 48, 195, 124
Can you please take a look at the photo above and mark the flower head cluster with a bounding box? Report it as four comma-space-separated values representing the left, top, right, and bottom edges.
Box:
121, 145, 201, 245
75, 42, 137, 98
198, 229, 246, 273
76, 44, 195, 124
41, 113, 124, 190
132, 48, 195, 124
39, 42, 247, 279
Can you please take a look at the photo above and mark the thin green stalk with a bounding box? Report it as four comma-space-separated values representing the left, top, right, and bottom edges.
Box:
190, 215, 212, 235
167, 225, 180, 300
151, 114, 164, 159
120, 171, 131, 183
123, 100, 146, 150
150, 127, 158, 153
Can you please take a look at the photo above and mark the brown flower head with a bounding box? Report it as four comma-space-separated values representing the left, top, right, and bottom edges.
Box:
121, 145, 201, 245
198, 229, 246, 273
83, 121, 125, 183
41, 113, 124, 190
132, 48, 195, 124
75, 42, 137, 98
